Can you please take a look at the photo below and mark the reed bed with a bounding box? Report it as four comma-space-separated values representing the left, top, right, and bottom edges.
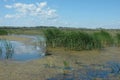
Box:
0, 30, 8, 35
44, 28, 117, 51
0, 39, 14, 59
116, 33, 120, 47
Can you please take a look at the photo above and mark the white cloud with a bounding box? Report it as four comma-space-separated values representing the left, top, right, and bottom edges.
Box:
5, 14, 14, 18
37, 2, 47, 8
5, 2, 58, 19
5, 14, 22, 18
5, 5, 12, 8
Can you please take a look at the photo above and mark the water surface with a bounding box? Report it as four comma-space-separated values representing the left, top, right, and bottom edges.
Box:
0, 35, 46, 61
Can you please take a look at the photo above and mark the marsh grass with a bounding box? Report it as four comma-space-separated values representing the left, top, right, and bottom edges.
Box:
44, 28, 114, 51
4, 40, 14, 59
0, 47, 2, 58
0, 40, 3, 58
116, 33, 120, 47
63, 61, 73, 75
0, 40, 14, 59
0, 29, 8, 35
93, 30, 113, 47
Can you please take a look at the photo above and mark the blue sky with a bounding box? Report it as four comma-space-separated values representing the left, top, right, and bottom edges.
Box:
0, 0, 120, 28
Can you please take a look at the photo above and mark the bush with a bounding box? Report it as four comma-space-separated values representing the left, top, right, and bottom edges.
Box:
44, 28, 63, 48
0, 30, 8, 35
116, 33, 120, 47
93, 30, 113, 47
44, 28, 103, 51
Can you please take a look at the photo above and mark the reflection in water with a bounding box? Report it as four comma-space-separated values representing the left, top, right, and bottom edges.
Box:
4, 40, 14, 59
33, 36, 46, 53
0, 38, 45, 61
47, 62, 120, 80
0, 40, 14, 59
0, 47, 2, 58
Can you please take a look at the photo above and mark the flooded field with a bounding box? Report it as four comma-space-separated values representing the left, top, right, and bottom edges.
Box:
0, 35, 46, 61
47, 62, 120, 80
46, 47, 120, 80
0, 35, 120, 80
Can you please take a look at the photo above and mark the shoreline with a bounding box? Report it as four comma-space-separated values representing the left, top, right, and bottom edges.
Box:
0, 35, 120, 79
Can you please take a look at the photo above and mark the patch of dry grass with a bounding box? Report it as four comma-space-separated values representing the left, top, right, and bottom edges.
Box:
0, 35, 32, 42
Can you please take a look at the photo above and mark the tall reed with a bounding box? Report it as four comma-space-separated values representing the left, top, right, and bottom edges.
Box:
116, 33, 120, 47
0, 29, 8, 35
44, 28, 106, 51
3, 40, 14, 59
93, 30, 113, 47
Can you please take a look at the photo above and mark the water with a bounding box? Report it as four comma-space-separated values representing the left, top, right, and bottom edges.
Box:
0, 38, 45, 61
47, 62, 120, 80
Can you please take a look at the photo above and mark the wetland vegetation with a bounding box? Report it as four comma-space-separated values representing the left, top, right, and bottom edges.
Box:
44, 28, 119, 51
0, 27, 120, 80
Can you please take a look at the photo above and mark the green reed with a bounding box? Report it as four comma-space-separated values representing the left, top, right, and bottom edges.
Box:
3, 40, 14, 59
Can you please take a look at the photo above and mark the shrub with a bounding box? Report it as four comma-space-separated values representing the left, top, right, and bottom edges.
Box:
44, 28, 103, 51
93, 30, 113, 47
44, 28, 63, 48
0, 30, 8, 35
116, 33, 120, 47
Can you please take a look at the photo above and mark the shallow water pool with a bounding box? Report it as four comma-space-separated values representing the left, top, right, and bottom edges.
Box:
0, 35, 46, 61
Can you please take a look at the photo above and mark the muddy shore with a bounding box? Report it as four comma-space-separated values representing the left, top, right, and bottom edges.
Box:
0, 35, 120, 80
0, 47, 120, 80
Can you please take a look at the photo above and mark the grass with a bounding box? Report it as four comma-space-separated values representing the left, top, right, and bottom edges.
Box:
0, 27, 120, 80
63, 61, 72, 75
4, 40, 14, 59
0, 39, 14, 59
44, 28, 115, 51
93, 30, 113, 47
116, 33, 120, 47
0, 29, 8, 35
0, 46, 2, 57
2, 28, 43, 35
0, 29, 120, 80
0, 27, 119, 51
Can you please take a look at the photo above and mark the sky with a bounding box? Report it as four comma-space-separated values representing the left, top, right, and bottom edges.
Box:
0, 0, 120, 29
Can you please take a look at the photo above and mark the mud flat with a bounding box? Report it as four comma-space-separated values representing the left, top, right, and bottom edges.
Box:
0, 43, 120, 80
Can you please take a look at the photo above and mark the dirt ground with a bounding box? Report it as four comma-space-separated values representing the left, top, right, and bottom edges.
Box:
0, 47, 120, 80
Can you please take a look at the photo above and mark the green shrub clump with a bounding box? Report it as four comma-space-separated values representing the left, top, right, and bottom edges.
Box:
44, 28, 113, 51
0, 30, 8, 35
116, 33, 120, 47
93, 30, 113, 47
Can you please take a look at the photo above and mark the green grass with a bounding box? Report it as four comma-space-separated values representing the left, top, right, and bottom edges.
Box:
43, 28, 117, 51
0, 40, 14, 59
116, 33, 120, 47
0, 27, 119, 51
0, 29, 8, 35
93, 30, 113, 47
